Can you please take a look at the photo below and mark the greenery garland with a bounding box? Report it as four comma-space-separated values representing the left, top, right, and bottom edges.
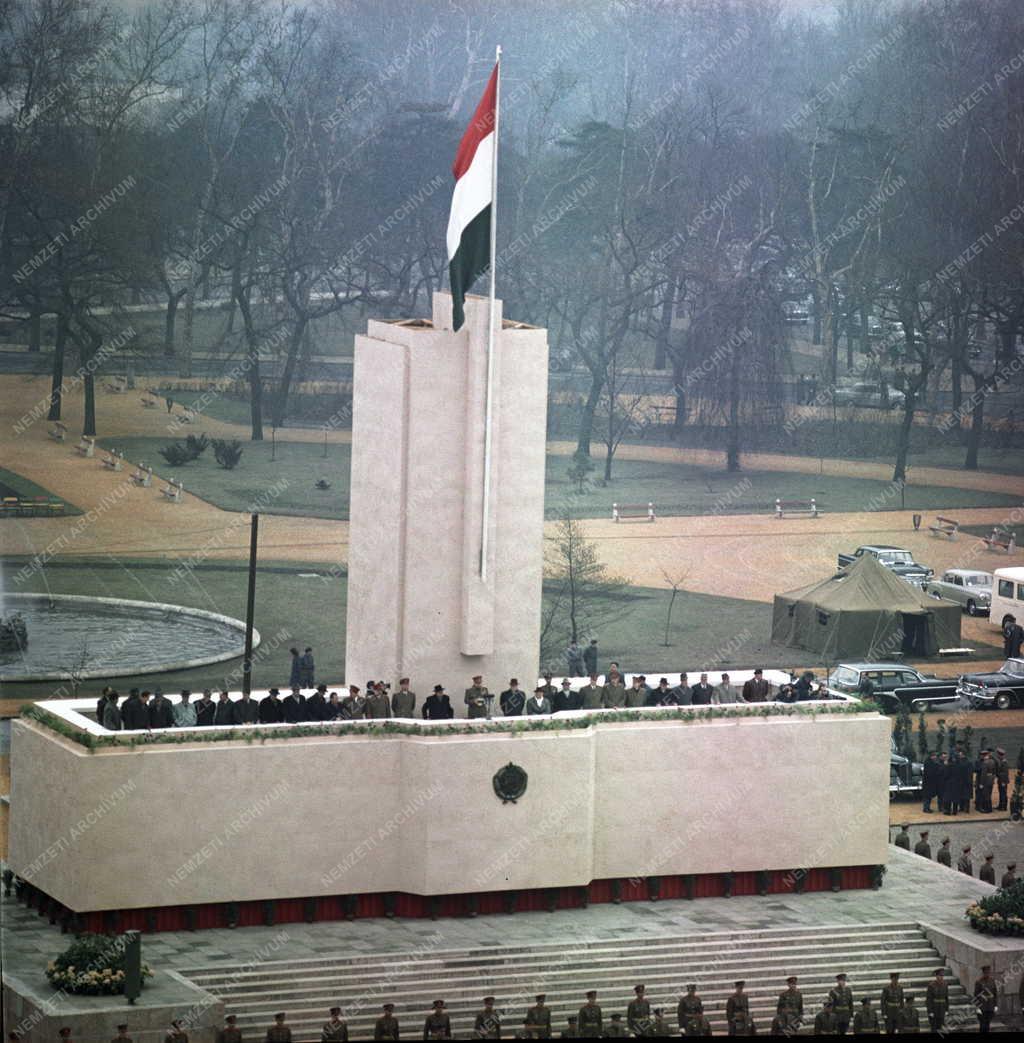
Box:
22, 698, 879, 752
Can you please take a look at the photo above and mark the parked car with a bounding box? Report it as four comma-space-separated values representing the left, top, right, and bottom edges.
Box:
825, 662, 960, 713
890, 735, 924, 801
837, 546, 933, 587
924, 569, 993, 616
992, 566, 1024, 630
958, 658, 1024, 710
832, 382, 906, 410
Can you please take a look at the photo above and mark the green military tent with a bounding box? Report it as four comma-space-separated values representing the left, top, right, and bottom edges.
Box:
771, 552, 961, 660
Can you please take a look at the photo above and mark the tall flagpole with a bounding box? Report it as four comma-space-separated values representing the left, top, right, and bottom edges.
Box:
480, 45, 501, 580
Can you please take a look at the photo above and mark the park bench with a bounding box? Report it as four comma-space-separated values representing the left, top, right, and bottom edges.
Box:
74, 436, 95, 458
984, 527, 1017, 553
47, 421, 67, 443
177, 407, 196, 424
1, 497, 18, 518
928, 515, 959, 539
612, 502, 656, 522
774, 498, 820, 518
160, 479, 183, 503
140, 395, 157, 409
101, 450, 124, 472
103, 378, 127, 393
131, 463, 153, 488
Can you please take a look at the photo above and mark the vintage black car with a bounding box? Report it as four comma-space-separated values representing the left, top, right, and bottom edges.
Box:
825, 662, 960, 713
957, 658, 1024, 710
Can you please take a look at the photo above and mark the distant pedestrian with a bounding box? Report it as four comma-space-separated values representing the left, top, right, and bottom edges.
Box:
165, 395, 174, 414
289, 647, 302, 688
299, 647, 315, 687
565, 640, 585, 677
1003, 615, 1023, 658
583, 639, 598, 675
102, 691, 122, 731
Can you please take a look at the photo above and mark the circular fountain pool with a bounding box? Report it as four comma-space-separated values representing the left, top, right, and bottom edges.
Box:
0, 593, 257, 682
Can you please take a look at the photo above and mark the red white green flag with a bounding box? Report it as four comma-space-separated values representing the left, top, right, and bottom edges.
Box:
447, 62, 498, 332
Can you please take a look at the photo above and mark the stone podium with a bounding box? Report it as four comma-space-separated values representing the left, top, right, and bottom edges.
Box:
344, 291, 548, 702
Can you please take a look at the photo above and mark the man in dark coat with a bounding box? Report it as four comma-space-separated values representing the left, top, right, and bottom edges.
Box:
500, 679, 526, 716
233, 692, 259, 725
423, 685, 454, 720
742, 668, 771, 703
307, 684, 331, 721
282, 687, 307, 723
121, 690, 148, 730
259, 689, 284, 724
956, 751, 974, 812
214, 691, 234, 726
148, 690, 175, 729
690, 673, 714, 705
582, 639, 598, 675
922, 752, 941, 812
195, 690, 216, 726
552, 679, 579, 713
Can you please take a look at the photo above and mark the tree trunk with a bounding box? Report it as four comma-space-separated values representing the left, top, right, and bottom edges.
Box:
164, 291, 180, 358
964, 375, 985, 470
672, 355, 686, 431
726, 344, 741, 472
83, 373, 96, 436
892, 393, 915, 483
47, 312, 68, 421
181, 288, 195, 378
575, 372, 605, 457
247, 347, 263, 442
28, 305, 41, 352
951, 354, 962, 432
272, 316, 308, 428
811, 284, 822, 345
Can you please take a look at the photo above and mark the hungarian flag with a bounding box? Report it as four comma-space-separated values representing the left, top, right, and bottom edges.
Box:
447, 63, 498, 331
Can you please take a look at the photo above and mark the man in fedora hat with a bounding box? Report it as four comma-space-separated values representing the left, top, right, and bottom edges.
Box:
423, 686, 453, 720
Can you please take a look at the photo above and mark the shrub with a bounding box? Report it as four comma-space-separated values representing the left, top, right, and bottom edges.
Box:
212, 439, 243, 469
45, 933, 153, 995
184, 433, 209, 459
966, 879, 1024, 935
158, 442, 192, 467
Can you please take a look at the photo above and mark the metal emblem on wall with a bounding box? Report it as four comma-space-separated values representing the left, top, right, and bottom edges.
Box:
493, 762, 528, 803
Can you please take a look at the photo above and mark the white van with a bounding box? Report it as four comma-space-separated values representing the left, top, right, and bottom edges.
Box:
992, 566, 1024, 628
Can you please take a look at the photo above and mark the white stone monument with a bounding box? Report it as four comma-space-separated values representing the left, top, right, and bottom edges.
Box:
344, 291, 548, 706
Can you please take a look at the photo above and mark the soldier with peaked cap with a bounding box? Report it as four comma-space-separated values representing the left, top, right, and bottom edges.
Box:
926, 969, 949, 1032
974, 965, 998, 1034
577, 991, 602, 1039
627, 984, 652, 1036
678, 985, 704, 1034
958, 845, 974, 876
474, 997, 501, 1040
914, 830, 932, 858
392, 678, 416, 718
423, 999, 451, 1040
1002, 862, 1018, 888
525, 995, 552, 1039
813, 999, 838, 1035
601, 671, 626, 709
828, 972, 854, 1034
777, 976, 803, 1024
937, 837, 952, 867
995, 746, 1011, 810
894, 824, 911, 850
321, 1008, 347, 1042
216, 1017, 241, 1043
726, 981, 752, 1035
852, 997, 879, 1034
578, 674, 603, 709
880, 972, 904, 1035
464, 676, 489, 719
374, 1003, 399, 1041
900, 993, 921, 1033
980, 853, 997, 884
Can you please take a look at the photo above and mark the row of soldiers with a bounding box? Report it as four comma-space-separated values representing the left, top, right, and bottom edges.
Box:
920, 747, 1011, 816
182, 969, 995, 1038
893, 825, 1018, 885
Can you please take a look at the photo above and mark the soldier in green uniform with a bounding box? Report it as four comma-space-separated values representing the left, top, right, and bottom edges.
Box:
525, 995, 552, 1039
604, 1014, 628, 1038
625, 677, 647, 708
894, 824, 911, 850
374, 1003, 399, 1041
627, 984, 652, 1036
913, 830, 931, 859
578, 674, 603, 709
651, 1010, 672, 1037
601, 672, 626, 708
777, 976, 803, 1028
980, 853, 997, 884
678, 985, 703, 1035
216, 1015, 242, 1043
880, 972, 904, 1035
321, 1008, 347, 1042
473, 997, 500, 1040
391, 679, 416, 717
726, 980, 751, 1035
852, 998, 879, 1034
539, 673, 558, 703
937, 837, 952, 867
926, 969, 949, 1032
577, 991, 602, 1039
265, 1014, 291, 1043
684, 1013, 712, 1037
828, 972, 854, 1034
995, 747, 1011, 810
1001, 862, 1017, 888
958, 845, 974, 875
111, 1025, 132, 1043
900, 993, 921, 1033
974, 965, 997, 1034
464, 676, 489, 719
423, 999, 451, 1039
365, 685, 392, 719
813, 999, 838, 1034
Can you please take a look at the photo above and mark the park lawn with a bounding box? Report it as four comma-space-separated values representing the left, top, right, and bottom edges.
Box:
0, 467, 82, 515
96, 438, 1021, 522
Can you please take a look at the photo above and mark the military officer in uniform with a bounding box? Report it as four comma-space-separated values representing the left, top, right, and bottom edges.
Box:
374, 1003, 399, 1041
974, 965, 997, 1033
678, 985, 703, 1035
1001, 862, 1017, 888
852, 997, 879, 1034
625, 676, 647, 708
958, 845, 974, 876
539, 672, 558, 703
937, 837, 952, 867
828, 972, 853, 1034
525, 994, 552, 1038
365, 684, 391, 719
602, 671, 626, 709
894, 824, 911, 850
423, 999, 451, 1039
926, 969, 949, 1032
216, 1016, 241, 1043
995, 747, 1011, 810
577, 991, 602, 1039
578, 674, 603, 709
473, 996, 501, 1039
913, 830, 931, 859
464, 675, 489, 719
777, 976, 803, 1028
813, 999, 838, 1035
726, 981, 751, 1036
880, 972, 904, 1035
391, 678, 416, 717
321, 1007, 347, 1042
900, 993, 921, 1033
980, 853, 997, 884
627, 984, 652, 1036
265, 1013, 291, 1043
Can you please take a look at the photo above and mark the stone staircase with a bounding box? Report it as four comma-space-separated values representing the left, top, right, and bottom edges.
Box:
180, 922, 978, 1037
